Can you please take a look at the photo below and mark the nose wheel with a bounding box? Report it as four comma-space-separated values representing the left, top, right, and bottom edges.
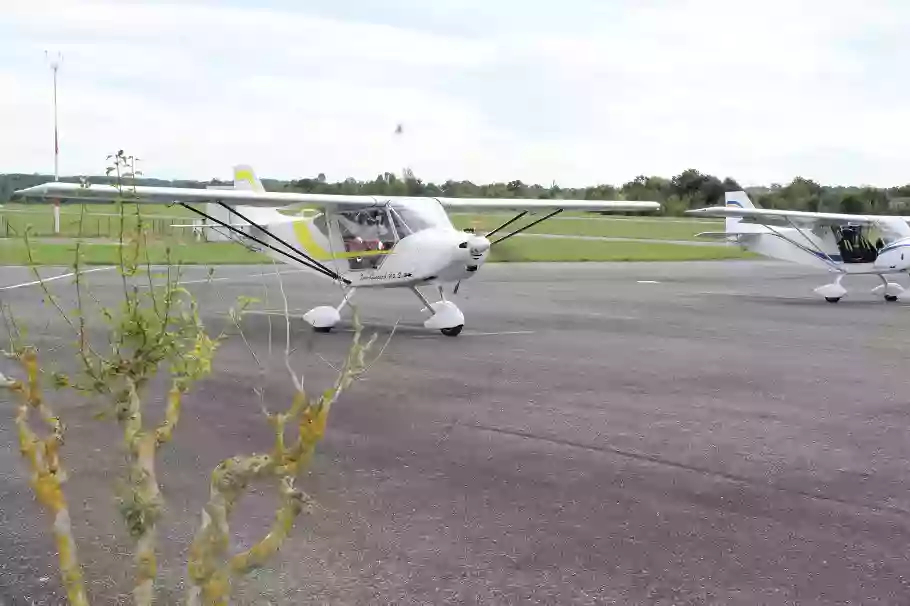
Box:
872, 275, 904, 302
412, 286, 466, 337
440, 324, 464, 337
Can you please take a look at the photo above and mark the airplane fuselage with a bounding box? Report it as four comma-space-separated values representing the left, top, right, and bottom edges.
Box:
232, 199, 491, 288
734, 227, 907, 275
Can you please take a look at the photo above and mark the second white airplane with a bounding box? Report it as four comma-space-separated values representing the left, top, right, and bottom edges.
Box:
687, 191, 910, 302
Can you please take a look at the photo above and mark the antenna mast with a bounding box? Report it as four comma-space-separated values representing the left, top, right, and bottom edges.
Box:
45, 50, 63, 233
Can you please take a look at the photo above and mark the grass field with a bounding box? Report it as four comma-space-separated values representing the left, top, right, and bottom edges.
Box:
490, 236, 753, 262
0, 204, 194, 239
0, 202, 747, 265
0, 234, 753, 266
450, 213, 720, 241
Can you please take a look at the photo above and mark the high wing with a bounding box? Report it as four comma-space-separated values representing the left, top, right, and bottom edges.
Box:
686, 205, 906, 228
10, 181, 385, 209
434, 197, 659, 212
11, 181, 660, 213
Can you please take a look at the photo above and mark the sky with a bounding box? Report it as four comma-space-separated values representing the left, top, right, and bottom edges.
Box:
2, 0, 910, 188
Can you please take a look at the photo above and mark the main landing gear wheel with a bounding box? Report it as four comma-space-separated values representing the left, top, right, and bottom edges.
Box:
885, 294, 899, 302
825, 297, 841, 303
440, 324, 464, 337
415, 289, 466, 337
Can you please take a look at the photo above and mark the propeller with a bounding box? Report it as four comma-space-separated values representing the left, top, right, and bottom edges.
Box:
452, 232, 491, 295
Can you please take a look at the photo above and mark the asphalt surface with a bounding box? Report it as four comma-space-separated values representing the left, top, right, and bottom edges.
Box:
1, 260, 909, 604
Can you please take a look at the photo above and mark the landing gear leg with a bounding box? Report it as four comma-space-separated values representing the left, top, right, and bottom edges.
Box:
815, 273, 847, 303
303, 287, 357, 332
872, 274, 904, 302
413, 286, 464, 337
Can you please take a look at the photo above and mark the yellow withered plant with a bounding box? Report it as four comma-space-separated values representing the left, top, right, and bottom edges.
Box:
0, 150, 380, 605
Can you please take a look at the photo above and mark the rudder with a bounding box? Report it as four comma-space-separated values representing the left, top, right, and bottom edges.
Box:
233, 164, 264, 192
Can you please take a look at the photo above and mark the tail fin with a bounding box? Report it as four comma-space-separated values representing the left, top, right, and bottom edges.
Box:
694, 190, 762, 241
724, 190, 756, 232
233, 164, 264, 192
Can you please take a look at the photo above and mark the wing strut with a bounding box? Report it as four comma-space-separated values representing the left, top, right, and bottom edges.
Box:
212, 202, 351, 283
753, 216, 842, 271
178, 203, 351, 284
483, 211, 528, 239
783, 216, 842, 268
489, 209, 564, 245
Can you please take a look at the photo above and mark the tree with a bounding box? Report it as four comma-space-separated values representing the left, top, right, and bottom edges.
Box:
840, 194, 865, 214
722, 177, 742, 191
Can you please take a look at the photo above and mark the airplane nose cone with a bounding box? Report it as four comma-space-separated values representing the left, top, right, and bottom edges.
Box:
457, 235, 490, 256
469, 236, 490, 256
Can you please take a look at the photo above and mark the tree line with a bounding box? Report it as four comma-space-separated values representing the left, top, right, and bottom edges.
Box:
3, 169, 910, 217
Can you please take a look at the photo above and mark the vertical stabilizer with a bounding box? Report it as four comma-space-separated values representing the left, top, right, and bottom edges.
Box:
233, 164, 264, 192
724, 190, 756, 233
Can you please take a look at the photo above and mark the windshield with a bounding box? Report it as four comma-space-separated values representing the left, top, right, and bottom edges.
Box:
390, 198, 453, 235
336, 209, 395, 241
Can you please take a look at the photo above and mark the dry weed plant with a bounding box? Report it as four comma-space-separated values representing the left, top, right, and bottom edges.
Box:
0, 151, 382, 605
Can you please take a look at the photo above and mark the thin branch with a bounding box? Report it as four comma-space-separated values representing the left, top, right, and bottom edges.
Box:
274, 260, 303, 392
229, 301, 270, 418
358, 314, 401, 378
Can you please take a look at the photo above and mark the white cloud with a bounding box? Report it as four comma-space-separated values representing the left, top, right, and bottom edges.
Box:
2, 0, 910, 187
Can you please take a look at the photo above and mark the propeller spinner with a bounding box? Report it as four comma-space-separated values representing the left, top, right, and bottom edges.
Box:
453, 234, 491, 294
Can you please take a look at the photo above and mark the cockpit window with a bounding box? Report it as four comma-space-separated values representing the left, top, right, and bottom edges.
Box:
390, 199, 452, 235
337, 209, 395, 241
335, 208, 397, 270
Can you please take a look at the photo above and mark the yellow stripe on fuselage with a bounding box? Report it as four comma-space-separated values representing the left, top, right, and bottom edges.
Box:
291, 218, 391, 260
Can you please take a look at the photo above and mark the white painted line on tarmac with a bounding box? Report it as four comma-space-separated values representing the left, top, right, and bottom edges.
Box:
413, 330, 536, 339
0, 266, 114, 291
637, 280, 661, 284
136, 269, 311, 288
238, 313, 536, 338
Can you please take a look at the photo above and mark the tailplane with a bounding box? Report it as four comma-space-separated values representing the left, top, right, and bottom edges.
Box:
233, 164, 265, 192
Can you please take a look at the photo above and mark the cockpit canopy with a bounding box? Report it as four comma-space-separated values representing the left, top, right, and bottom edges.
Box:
332, 198, 453, 243
389, 198, 454, 236
320, 198, 456, 271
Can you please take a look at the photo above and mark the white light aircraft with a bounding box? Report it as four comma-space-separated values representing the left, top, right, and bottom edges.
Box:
12, 166, 661, 336
687, 190, 910, 303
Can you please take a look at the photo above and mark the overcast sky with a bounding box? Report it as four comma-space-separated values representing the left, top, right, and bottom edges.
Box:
2, 0, 909, 187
